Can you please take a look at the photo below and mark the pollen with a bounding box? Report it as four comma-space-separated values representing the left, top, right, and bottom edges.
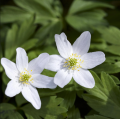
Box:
69, 58, 77, 67
63, 53, 84, 71
19, 69, 33, 85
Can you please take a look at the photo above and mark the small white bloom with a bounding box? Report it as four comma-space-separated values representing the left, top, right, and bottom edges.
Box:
45, 31, 105, 88
1, 47, 56, 109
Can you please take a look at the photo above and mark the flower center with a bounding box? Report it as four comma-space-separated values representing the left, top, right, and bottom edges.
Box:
19, 69, 33, 85
63, 53, 84, 71
69, 58, 77, 67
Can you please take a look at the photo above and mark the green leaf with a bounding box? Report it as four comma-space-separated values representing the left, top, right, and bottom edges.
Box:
5, 16, 36, 60
2, 72, 10, 85
14, 0, 53, 16
5, 24, 18, 59
16, 15, 36, 45
111, 75, 120, 84
83, 71, 120, 119
1, 0, 61, 25
38, 84, 74, 97
85, 115, 110, 119
21, 38, 38, 51
1, 6, 30, 23
25, 113, 38, 119
0, 103, 24, 119
97, 26, 120, 45
66, 9, 107, 31
21, 96, 67, 118
35, 20, 62, 45
44, 115, 64, 119
115, 61, 120, 67
68, 0, 114, 14
67, 106, 81, 119
105, 56, 120, 63
105, 45, 120, 56
92, 62, 120, 73
57, 79, 76, 108
57, 90, 76, 108
15, 93, 28, 107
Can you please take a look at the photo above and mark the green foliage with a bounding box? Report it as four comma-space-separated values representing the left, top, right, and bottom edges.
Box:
21, 96, 67, 118
5, 16, 38, 60
67, 106, 81, 119
85, 115, 110, 119
0, 103, 24, 119
83, 71, 120, 119
66, 0, 114, 31
0, 0, 120, 118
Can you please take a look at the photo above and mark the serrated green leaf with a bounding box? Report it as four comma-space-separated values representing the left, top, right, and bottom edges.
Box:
105, 45, 120, 56
57, 90, 76, 108
16, 15, 36, 45
21, 38, 38, 51
25, 113, 38, 119
83, 72, 120, 119
66, 9, 107, 31
1, 0, 62, 25
4, 16, 37, 60
35, 20, 62, 45
5, 24, 18, 59
14, 0, 53, 16
92, 62, 120, 73
67, 106, 81, 119
21, 96, 67, 118
111, 75, 120, 84
97, 26, 120, 45
0, 103, 24, 119
68, 0, 114, 14
38, 84, 74, 97
1, 6, 30, 23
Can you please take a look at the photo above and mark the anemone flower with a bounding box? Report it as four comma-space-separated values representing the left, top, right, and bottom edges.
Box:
45, 31, 105, 88
1, 47, 56, 109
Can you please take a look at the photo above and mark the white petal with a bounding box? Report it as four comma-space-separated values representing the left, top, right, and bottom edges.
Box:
55, 32, 73, 58
73, 69, 95, 88
80, 51, 105, 69
5, 79, 22, 97
73, 31, 91, 56
22, 85, 41, 110
31, 74, 57, 89
28, 53, 49, 74
54, 69, 72, 88
16, 47, 28, 72
1, 58, 19, 80
45, 55, 63, 72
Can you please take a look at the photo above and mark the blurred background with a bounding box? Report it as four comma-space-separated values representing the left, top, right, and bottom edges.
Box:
0, 0, 120, 119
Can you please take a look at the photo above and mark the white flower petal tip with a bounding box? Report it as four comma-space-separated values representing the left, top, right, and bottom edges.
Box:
5, 80, 22, 97
81, 51, 106, 69
22, 85, 41, 110
55, 33, 73, 58
16, 47, 28, 72
73, 69, 95, 89
73, 31, 91, 56
1, 58, 18, 80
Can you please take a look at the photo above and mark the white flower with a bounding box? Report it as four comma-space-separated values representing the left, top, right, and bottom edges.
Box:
45, 31, 105, 88
1, 47, 56, 109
